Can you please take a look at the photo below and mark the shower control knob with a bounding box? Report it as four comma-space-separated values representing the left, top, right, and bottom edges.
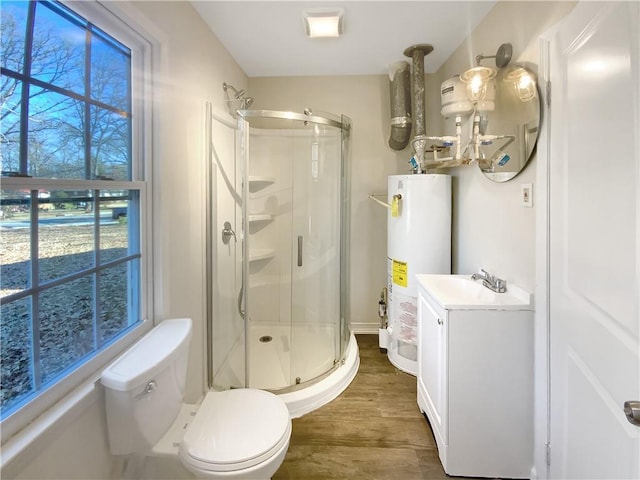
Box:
222, 221, 237, 244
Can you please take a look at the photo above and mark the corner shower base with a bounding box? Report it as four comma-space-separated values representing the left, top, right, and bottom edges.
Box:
212, 326, 359, 418
280, 332, 359, 418
250, 323, 336, 390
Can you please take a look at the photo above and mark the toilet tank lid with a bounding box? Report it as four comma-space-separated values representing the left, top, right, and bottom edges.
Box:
101, 318, 192, 392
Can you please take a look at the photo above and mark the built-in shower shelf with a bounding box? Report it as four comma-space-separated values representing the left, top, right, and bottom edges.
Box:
248, 176, 275, 193
249, 248, 275, 262
249, 213, 273, 224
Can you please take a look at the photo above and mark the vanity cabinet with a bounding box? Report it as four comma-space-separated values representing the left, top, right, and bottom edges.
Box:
416, 275, 534, 479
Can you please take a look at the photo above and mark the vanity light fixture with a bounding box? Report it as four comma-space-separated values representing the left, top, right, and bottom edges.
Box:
505, 67, 536, 102
475, 43, 513, 69
303, 7, 344, 38
461, 43, 512, 103
460, 66, 496, 103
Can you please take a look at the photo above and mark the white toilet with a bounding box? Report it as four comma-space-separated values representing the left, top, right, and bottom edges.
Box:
101, 318, 292, 479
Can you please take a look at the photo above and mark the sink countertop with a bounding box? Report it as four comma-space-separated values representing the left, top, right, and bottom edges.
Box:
416, 274, 533, 310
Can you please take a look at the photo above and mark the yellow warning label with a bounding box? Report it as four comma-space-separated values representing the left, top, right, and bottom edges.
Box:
391, 195, 400, 217
392, 260, 408, 287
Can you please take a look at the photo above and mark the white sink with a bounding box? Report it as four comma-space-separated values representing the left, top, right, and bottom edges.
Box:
415, 274, 532, 310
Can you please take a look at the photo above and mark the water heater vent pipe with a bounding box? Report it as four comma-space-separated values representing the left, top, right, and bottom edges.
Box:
387, 61, 412, 150
403, 44, 433, 172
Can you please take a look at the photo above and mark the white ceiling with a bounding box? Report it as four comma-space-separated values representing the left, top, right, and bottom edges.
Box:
191, 1, 497, 77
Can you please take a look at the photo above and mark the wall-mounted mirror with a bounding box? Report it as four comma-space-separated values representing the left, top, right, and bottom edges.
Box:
474, 66, 540, 182
432, 65, 540, 182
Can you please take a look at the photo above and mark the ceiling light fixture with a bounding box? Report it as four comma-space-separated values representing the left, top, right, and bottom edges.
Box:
303, 7, 344, 38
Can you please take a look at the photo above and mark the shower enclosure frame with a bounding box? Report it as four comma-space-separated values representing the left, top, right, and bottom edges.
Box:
206, 105, 354, 405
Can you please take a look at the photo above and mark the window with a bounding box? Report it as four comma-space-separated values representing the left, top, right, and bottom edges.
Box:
0, 0, 151, 430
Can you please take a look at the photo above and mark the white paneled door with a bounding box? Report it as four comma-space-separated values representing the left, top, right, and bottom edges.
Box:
549, 2, 640, 478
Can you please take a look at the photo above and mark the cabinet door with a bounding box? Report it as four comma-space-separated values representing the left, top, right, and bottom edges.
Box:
418, 293, 447, 442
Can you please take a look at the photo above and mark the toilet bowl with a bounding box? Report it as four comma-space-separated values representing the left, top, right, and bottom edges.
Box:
101, 318, 292, 479
179, 389, 291, 479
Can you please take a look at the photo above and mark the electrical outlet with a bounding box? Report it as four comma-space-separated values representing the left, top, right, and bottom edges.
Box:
521, 183, 533, 207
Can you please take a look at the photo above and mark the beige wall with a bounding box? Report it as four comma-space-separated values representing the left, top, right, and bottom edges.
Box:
2, 2, 246, 478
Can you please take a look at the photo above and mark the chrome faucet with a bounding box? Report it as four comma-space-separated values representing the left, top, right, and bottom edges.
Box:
471, 269, 507, 293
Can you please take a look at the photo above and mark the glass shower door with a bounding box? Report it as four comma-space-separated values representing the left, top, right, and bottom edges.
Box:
238, 109, 350, 392
290, 126, 342, 384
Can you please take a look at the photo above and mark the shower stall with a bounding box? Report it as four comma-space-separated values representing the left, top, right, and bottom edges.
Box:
206, 104, 357, 417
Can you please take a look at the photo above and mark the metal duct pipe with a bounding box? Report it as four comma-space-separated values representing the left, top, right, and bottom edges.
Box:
403, 44, 434, 171
388, 61, 412, 150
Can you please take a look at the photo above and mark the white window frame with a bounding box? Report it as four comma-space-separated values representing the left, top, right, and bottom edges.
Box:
0, 0, 157, 443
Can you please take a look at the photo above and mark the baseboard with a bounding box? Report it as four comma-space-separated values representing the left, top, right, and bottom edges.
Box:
350, 322, 380, 334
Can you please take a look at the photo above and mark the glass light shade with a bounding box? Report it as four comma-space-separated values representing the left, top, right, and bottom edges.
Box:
505, 68, 537, 102
303, 8, 344, 38
460, 66, 497, 103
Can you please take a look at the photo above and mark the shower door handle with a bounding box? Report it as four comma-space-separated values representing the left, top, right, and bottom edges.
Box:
297, 236, 303, 267
237, 284, 245, 320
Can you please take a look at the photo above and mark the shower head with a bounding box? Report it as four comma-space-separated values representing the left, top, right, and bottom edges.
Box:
223, 82, 248, 100
223, 82, 255, 116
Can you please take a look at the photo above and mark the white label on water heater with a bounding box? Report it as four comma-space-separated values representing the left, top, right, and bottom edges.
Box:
395, 291, 417, 345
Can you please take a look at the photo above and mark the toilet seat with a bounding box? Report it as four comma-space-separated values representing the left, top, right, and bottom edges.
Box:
179, 389, 292, 474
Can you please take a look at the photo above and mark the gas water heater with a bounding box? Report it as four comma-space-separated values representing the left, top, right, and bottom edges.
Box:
386, 174, 451, 375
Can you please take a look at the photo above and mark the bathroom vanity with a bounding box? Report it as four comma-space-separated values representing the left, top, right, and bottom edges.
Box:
416, 274, 533, 479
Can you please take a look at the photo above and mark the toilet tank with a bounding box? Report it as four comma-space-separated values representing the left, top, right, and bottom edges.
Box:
101, 318, 192, 455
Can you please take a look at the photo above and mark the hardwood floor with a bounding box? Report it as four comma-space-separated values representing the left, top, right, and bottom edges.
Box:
273, 334, 481, 480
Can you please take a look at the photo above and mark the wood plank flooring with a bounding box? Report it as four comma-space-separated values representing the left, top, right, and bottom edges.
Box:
273, 334, 483, 480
